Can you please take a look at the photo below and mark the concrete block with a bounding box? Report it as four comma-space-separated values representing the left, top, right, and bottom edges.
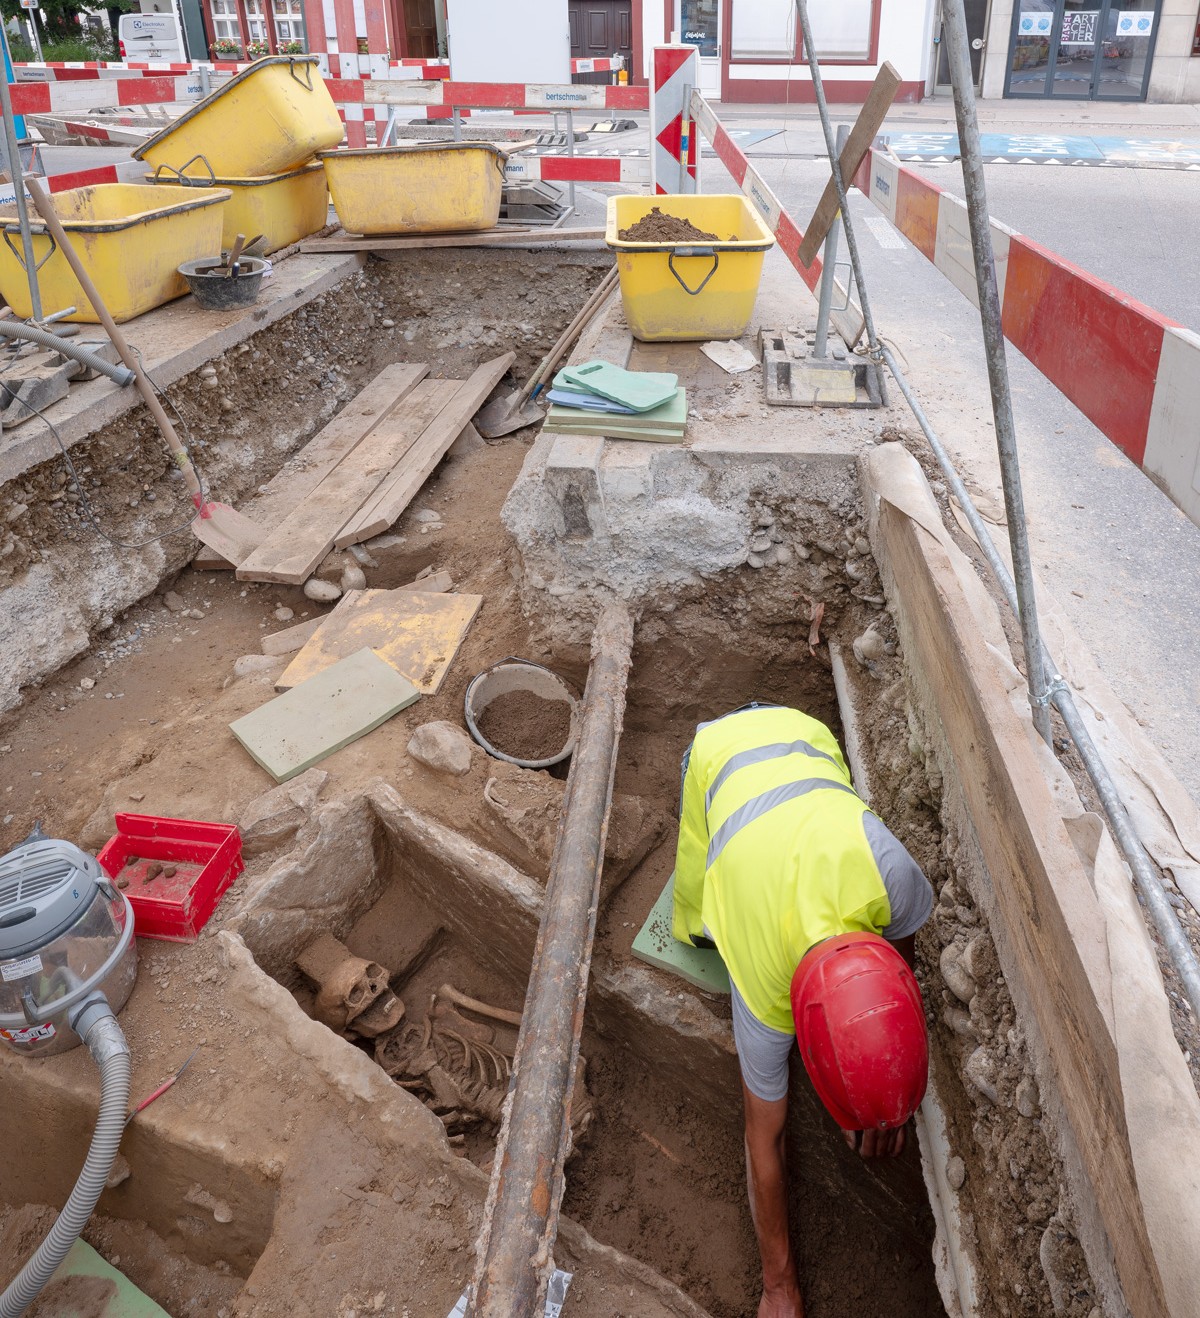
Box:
545, 434, 607, 540
600, 441, 655, 505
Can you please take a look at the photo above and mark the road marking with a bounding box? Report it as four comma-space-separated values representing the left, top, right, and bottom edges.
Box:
865, 215, 906, 250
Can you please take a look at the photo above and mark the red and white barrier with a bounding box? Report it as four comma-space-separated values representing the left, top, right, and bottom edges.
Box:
571, 56, 625, 74
10, 75, 212, 116
503, 152, 648, 186
853, 147, 1200, 528
650, 45, 698, 195
356, 79, 646, 112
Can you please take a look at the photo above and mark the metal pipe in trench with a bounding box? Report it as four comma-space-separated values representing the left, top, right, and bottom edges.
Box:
469, 603, 634, 1317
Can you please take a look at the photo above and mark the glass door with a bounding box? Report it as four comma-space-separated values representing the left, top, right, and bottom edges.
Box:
1006, 0, 1160, 98
678, 0, 722, 99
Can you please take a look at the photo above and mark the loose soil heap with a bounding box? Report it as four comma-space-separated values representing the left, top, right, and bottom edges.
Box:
618, 207, 726, 243
477, 689, 572, 761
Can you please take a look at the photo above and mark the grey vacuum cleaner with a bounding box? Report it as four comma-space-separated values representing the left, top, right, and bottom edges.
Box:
0, 823, 135, 1317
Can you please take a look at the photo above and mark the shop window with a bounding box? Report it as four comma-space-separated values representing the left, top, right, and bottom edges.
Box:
731, 0, 795, 59
730, 0, 878, 63
210, 0, 240, 43
805, 0, 875, 60
274, 0, 305, 49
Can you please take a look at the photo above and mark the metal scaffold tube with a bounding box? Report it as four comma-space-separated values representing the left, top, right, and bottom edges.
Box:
790, 0, 1200, 1024
469, 603, 634, 1317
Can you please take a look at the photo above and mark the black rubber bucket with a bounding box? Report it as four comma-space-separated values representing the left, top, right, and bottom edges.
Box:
178, 255, 266, 310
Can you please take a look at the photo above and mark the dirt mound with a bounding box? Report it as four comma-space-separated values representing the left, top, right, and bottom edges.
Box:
477, 689, 572, 762
618, 207, 723, 243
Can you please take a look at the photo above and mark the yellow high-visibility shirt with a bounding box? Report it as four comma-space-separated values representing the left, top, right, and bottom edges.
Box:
671, 706, 895, 1034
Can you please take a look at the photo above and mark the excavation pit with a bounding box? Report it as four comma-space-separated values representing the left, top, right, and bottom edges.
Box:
1, 240, 1195, 1318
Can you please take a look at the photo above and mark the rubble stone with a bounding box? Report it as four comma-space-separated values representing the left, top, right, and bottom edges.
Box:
407, 721, 474, 776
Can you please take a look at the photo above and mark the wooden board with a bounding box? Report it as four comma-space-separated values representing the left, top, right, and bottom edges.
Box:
796, 63, 902, 267
193, 362, 429, 571
301, 227, 604, 254
335, 353, 515, 548
877, 495, 1167, 1317
236, 378, 462, 585
277, 588, 482, 695
230, 647, 420, 783
261, 616, 325, 657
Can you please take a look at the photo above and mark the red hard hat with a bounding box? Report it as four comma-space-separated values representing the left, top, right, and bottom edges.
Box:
791, 932, 928, 1131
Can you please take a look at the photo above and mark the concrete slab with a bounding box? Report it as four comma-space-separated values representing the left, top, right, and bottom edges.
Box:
0, 250, 363, 484
631, 872, 730, 995
230, 647, 420, 782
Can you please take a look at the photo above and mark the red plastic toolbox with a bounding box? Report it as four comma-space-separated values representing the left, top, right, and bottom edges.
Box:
97, 813, 244, 943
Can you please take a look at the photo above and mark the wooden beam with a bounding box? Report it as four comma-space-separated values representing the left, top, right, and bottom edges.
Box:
236, 379, 463, 585
300, 227, 606, 255
876, 494, 1170, 1317
795, 62, 902, 268
335, 353, 515, 547
193, 362, 430, 572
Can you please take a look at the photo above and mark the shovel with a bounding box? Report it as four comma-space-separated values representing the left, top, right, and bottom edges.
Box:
476, 265, 619, 440
25, 178, 264, 565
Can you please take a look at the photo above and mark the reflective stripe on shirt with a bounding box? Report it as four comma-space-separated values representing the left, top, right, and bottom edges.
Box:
704, 738, 840, 814
706, 776, 858, 869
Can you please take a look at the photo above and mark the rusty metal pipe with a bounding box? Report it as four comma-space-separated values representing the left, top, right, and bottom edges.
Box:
469, 603, 634, 1317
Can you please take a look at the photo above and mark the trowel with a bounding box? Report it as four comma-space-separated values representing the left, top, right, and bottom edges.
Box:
24, 177, 265, 564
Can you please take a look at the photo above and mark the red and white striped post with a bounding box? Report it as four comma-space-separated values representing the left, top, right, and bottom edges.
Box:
650, 44, 700, 195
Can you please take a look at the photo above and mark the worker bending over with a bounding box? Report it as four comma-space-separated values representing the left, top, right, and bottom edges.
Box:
672, 704, 932, 1318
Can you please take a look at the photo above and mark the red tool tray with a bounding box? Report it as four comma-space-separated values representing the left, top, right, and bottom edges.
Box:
97, 813, 244, 943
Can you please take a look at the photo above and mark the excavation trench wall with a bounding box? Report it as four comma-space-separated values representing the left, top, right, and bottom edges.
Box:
502, 340, 1200, 1318
0, 249, 611, 716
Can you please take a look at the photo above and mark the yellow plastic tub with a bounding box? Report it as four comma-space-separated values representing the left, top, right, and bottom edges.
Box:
146, 162, 329, 254
0, 183, 230, 323
320, 142, 506, 236
134, 56, 344, 180
605, 194, 776, 342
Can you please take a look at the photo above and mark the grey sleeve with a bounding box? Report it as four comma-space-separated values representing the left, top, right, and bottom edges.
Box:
863, 811, 934, 941
730, 978, 794, 1102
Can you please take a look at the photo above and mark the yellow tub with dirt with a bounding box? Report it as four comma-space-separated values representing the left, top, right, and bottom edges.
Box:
320, 142, 506, 236
605, 194, 775, 342
0, 183, 230, 323
146, 162, 329, 254
134, 56, 344, 180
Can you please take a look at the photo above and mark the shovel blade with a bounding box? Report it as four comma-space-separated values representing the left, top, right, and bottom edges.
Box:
190, 502, 264, 567
474, 391, 545, 440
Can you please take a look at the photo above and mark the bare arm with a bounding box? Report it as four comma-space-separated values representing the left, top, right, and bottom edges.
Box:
742, 1079, 804, 1317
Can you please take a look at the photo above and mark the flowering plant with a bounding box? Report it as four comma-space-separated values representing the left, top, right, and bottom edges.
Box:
212, 38, 242, 56
280, 39, 305, 53
247, 40, 269, 57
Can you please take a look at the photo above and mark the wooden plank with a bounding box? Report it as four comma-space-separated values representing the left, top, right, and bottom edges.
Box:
277, 588, 482, 694
229, 648, 420, 783
192, 362, 430, 571
796, 62, 902, 268
300, 228, 605, 254
261, 616, 325, 657
335, 353, 515, 548
877, 496, 1169, 1318
236, 379, 462, 585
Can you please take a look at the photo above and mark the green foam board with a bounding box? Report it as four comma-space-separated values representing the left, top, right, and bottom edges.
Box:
544, 388, 688, 443
631, 871, 730, 994
558, 360, 679, 412
42, 1238, 170, 1315
230, 646, 420, 782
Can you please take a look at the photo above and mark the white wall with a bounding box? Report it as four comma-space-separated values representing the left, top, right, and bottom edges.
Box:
642, 0, 668, 81
446, 0, 570, 82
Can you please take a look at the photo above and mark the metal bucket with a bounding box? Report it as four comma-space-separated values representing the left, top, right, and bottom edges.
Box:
464, 660, 578, 770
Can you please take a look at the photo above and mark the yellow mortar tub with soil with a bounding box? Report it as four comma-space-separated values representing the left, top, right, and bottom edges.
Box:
145, 163, 329, 255
134, 56, 344, 180
319, 142, 506, 236
606, 194, 775, 342
0, 183, 230, 323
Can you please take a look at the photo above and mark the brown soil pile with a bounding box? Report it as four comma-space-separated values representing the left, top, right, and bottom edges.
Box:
619, 206, 723, 243
478, 690, 572, 762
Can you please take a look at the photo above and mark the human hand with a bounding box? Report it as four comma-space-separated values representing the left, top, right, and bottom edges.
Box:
843, 1125, 907, 1158
758, 1276, 804, 1317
